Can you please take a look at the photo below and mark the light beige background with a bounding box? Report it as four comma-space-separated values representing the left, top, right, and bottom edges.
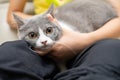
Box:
0, 0, 34, 44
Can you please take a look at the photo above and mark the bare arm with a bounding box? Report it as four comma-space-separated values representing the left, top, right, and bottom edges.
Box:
45, 0, 120, 61
75, 0, 120, 53
86, 0, 120, 44
48, 18, 120, 61
7, 0, 32, 30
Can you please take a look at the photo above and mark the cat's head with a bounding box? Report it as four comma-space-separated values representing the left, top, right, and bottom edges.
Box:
13, 4, 62, 50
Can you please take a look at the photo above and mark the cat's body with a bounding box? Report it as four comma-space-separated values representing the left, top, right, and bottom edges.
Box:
13, 0, 117, 51
56, 0, 116, 33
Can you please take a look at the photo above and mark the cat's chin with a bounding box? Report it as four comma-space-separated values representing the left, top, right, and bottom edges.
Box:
35, 45, 53, 51
33, 47, 51, 56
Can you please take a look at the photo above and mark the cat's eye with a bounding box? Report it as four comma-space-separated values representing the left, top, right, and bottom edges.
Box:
46, 27, 53, 34
28, 32, 38, 39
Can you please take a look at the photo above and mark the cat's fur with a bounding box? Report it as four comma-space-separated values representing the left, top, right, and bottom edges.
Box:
13, 0, 117, 51
13, 10, 62, 50
56, 0, 117, 32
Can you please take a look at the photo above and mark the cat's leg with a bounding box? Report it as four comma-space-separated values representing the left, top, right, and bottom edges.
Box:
0, 40, 59, 80
53, 39, 120, 80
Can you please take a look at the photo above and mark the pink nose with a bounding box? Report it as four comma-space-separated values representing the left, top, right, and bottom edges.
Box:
41, 40, 47, 45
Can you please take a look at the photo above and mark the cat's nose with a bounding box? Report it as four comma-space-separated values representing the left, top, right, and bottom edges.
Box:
41, 40, 47, 46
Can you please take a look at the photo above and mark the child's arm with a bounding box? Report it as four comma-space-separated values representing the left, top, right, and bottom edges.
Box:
41, 0, 120, 61
7, 0, 32, 30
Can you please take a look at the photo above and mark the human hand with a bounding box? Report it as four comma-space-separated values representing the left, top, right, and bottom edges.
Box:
35, 24, 95, 62
46, 28, 93, 62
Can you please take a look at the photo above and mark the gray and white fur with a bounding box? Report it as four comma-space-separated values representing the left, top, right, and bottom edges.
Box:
56, 0, 117, 32
13, 0, 117, 50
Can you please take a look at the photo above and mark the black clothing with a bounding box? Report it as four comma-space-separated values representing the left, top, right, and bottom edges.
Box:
0, 39, 120, 80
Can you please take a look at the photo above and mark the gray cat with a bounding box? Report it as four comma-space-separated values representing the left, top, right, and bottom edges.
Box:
56, 0, 117, 32
13, 0, 117, 51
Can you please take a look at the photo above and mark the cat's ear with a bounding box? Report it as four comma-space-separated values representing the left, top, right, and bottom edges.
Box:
12, 13, 26, 28
46, 4, 55, 18
45, 4, 55, 21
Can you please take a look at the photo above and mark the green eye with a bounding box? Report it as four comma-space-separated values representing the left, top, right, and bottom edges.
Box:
28, 32, 38, 39
46, 27, 53, 34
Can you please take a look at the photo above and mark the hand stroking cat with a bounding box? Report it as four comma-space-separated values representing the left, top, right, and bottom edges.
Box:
13, 0, 117, 61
